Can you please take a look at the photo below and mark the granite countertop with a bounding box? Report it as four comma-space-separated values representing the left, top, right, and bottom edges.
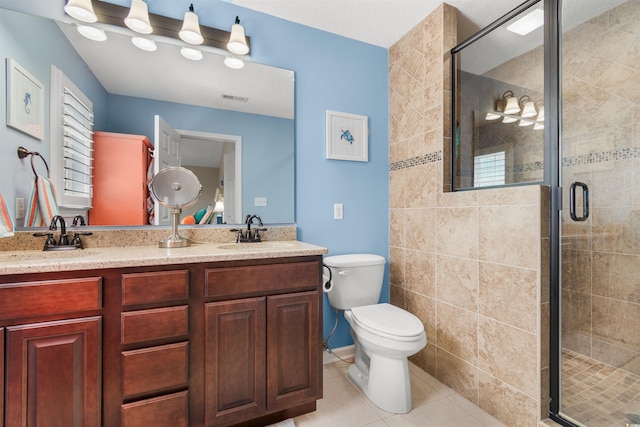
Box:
0, 241, 328, 275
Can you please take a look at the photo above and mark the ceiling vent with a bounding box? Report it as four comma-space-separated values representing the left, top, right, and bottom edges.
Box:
221, 94, 248, 103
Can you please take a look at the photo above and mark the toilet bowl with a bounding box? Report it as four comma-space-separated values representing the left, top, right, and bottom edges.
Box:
323, 254, 428, 414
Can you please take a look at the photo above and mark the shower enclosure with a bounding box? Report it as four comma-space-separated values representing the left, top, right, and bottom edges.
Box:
452, 0, 640, 425
558, 0, 640, 425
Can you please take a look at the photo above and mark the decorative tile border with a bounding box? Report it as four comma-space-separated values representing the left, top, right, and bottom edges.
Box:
562, 147, 640, 167
390, 147, 639, 173
390, 151, 442, 171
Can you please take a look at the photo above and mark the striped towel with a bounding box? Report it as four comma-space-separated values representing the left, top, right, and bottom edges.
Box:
147, 157, 155, 224
23, 176, 60, 227
0, 193, 14, 237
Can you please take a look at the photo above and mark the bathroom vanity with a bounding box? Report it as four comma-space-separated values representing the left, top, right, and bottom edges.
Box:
0, 241, 326, 427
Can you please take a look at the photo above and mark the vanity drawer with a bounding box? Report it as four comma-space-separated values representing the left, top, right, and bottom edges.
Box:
121, 306, 188, 345
0, 277, 102, 320
205, 260, 321, 298
121, 390, 188, 427
122, 342, 189, 398
122, 270, 189, 307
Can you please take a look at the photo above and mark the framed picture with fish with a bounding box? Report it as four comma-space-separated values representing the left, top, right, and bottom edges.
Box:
326, 110, 368, 162
6, 58, 44, 140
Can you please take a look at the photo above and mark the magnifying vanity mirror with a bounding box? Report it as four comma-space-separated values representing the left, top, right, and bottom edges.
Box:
0, 1, 295, 229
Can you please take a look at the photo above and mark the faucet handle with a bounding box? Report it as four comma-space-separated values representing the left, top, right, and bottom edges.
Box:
71, 231, 92, 249
230, 228, 244, 242
33, 232, 56, 248
254, 228, 267, 242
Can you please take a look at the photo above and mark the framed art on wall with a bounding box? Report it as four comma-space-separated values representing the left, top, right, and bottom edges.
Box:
6, 58, 44, 140
325, 110, 368, 162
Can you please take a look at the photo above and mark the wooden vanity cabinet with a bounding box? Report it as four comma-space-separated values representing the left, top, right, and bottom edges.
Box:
0, 254, 323, 427
0, 277, 103, 427
203, 258, 323, 427
119, 270, 190, 427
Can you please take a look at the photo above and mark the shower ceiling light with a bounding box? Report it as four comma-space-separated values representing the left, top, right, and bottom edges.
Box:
507, 8, 544, 35
179, 4, 204, 45
125, 0, 153, 34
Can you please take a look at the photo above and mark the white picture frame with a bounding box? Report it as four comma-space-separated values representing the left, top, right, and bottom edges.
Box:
325, 110, 368, 162
6, 58, 44, 140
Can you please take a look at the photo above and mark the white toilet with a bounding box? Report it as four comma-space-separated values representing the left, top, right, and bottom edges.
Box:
323, 254, 427, 414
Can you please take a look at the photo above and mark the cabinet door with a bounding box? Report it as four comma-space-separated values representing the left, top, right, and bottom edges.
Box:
267, 291, 322, 411
1, 327, 4, 425
5, 317, 101, 427
205, 298, 266, 426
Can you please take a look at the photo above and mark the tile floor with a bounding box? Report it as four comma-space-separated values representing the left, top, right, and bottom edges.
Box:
561, 349, 640, 426
293, 360, 507, 427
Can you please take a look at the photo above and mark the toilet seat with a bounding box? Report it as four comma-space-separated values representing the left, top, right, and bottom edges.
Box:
350, 303, 424, 342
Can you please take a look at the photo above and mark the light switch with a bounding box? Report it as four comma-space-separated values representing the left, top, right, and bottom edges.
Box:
334, 203, 343, 220
15, 197, 24, 218
255, 197, 267, 206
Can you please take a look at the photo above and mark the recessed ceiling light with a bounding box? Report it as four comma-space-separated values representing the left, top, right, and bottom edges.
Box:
180, 47, 203, 61
77, 25, 107, 41
131, 36, 157, 51
507, 9, 544, 35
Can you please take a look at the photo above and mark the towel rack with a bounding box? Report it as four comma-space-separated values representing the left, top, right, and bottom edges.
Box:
17, 146, 50, 178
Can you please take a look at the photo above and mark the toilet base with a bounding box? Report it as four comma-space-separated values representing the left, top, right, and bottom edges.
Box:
348, 353, 413, 414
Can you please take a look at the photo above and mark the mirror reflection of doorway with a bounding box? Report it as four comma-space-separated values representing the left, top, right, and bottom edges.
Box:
153, 115, 242, 225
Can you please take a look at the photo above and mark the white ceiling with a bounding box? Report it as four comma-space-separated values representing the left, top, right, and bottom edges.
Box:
232, 0, 526, 48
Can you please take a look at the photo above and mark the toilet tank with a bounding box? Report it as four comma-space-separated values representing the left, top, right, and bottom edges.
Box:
323, 254, 385, 310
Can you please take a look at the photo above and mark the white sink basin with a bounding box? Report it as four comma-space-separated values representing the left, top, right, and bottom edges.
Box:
0, 250, 98, 262
216, 242, 295, 251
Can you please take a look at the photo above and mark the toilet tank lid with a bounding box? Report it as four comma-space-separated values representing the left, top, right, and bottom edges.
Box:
324, 254, 386, 268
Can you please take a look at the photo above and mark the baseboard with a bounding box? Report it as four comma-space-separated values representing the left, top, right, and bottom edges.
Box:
323, 344, 354, 364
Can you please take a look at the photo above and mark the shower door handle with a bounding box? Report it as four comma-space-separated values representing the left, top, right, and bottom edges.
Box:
569, 182, 589, 221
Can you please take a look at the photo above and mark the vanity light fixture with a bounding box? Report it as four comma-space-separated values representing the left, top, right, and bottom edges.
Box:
227, 16, 249, 55
224, 56, 245, 69
486, 91, 544, 129
131, 36, 157, 51
77, 25, 107, 41
503, 92, 521, 115
179, 4, 204, 45
534, 104, 545, 129
64, 0, 98, 23
125, 0, 153, 34
519, 95, 537, 118
181, 47, 203, 61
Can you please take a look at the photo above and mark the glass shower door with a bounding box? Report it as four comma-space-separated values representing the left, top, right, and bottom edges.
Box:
559, 0, 640, 425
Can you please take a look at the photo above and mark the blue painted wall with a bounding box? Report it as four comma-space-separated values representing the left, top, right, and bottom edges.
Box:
0, 0, 390, 349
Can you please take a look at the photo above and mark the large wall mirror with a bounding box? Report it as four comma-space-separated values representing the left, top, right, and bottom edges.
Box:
0, 1, 294, 229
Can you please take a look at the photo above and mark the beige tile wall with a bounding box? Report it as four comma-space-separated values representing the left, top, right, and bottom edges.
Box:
389, 4, 550, 426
